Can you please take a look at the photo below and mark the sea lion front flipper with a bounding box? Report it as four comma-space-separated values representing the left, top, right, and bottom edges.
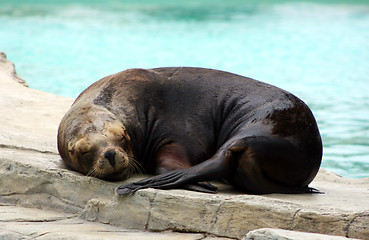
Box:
183, 181, 218, 193
116, 169, 191, 194
116, 148, 234, 195
116, 171, 218, 194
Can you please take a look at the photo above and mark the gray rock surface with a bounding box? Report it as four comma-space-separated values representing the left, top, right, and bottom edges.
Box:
0, 51, 368, 239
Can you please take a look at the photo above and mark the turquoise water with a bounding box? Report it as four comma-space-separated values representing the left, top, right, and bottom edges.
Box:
1, 0, 368, 178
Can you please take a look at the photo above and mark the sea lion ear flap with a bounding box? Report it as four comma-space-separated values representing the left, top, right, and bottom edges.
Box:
122, 125, 130, 141
229, 138, 249, 152
68, 141, 75, 155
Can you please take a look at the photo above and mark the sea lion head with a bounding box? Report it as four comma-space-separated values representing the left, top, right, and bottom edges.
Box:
58, 104, 138, 181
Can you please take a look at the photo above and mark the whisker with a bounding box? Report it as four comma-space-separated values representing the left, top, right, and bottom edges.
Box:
87, 163, 106, 179
128, 162, 137, 175
129, 156, 143, 174
87, 168, 95, 177
88, 169, 99, 178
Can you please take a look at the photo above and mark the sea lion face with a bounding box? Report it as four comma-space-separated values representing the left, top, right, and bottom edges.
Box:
58, 106, 137, 181
69, 122, 134, 181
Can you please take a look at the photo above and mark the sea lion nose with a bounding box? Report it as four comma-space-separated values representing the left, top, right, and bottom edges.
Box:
104, 150, 116, 166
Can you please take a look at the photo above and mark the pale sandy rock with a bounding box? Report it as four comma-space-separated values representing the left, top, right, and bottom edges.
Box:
76, 175, 369, 239
0, 51, 73, 153
0, 205, 209, 240
0, 52, 368, 240
243, 228, 360, 240
0, 147, 117, 213
80, 190, 154, 230
0, 204, 76, 222
147, 190, 223, 233
0, 51, 27, 86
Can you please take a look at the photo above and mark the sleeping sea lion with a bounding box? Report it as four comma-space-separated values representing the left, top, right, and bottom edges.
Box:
57, 67, 322, 194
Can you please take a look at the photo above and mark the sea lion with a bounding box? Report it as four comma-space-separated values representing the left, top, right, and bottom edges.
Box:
57, 67, 323, 194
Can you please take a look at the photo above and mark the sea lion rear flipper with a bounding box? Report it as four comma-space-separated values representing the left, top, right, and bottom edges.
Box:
303, 186, 324, 194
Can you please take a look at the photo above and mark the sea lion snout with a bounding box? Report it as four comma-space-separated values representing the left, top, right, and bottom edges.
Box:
104, 149, 116, 166
79, 146, 131, 181
96, 146, 130, 169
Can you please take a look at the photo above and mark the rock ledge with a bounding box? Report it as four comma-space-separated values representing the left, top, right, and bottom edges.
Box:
0, 52, 368, 240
